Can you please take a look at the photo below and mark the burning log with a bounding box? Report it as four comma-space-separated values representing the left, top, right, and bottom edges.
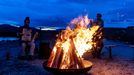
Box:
69, 37, 84, 69
52, 47, 63, 68
47, 46, 64, 68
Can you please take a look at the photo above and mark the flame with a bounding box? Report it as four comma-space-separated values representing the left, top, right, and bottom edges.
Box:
47, 15, 100, 69
74, 26, 99, 57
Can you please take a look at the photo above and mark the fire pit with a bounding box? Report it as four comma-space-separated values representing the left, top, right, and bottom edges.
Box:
43, 60, 92, 74
42, 15, 102, 75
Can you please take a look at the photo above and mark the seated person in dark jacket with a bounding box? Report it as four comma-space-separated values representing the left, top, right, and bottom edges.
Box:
19, 17, 38, 59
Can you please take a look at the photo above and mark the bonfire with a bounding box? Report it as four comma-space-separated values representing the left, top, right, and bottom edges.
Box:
47, 15, 102, 69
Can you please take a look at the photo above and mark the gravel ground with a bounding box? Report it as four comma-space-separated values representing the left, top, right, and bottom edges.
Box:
0, 40, 134, 75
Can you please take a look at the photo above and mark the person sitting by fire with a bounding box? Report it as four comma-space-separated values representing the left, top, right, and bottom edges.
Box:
18, 17, 38, 60
91, 13, 104, 58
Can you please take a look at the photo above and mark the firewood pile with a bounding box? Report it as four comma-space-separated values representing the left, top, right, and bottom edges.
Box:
46, 16, 101, 69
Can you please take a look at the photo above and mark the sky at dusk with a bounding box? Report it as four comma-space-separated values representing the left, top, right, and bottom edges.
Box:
0, 0, 134, 28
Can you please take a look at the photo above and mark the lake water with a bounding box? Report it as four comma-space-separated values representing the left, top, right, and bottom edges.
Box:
0, 37, 18, 41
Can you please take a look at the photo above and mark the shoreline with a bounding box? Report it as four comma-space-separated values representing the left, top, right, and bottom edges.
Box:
0, 24, 134, 44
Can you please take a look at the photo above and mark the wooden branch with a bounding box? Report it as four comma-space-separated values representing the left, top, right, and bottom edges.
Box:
71, 38, 85, 69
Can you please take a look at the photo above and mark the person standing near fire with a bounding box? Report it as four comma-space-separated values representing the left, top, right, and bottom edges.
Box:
19, 17, 38, 60
91, 13, 104, 58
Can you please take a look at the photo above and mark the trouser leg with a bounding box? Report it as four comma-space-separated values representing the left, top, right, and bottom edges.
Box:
22, 43, 26, 56
97, 42, 104, 58
29, 42, 35, 56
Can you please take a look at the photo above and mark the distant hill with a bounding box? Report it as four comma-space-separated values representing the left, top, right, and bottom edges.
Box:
0, 24, 40, 37
0, 24, 19, 37
0, 24, 19, 33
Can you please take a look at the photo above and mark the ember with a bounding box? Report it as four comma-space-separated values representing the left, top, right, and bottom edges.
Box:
46, 15, 100, 69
